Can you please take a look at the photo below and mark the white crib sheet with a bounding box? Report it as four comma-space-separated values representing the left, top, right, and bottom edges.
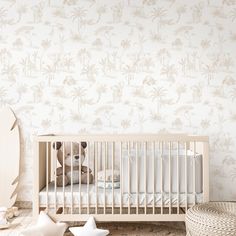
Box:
39, 182, 203, 207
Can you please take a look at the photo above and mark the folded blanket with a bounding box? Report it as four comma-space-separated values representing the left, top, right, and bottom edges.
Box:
97, 169, 120, 182
98, 181, 120, 189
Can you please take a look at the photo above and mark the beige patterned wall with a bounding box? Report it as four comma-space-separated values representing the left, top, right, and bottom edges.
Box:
0, 0, 236, 201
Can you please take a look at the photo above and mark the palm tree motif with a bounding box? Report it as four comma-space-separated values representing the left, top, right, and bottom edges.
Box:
192, 84, 203, 103
112, 83, 123, 103
123, 64, 135, 85
202, 64, 215, 85
157, 48, 170, 66
100, 57, 116, 77
32, 84, 43, 103
222, 55, 234, 71
96, 84, 107, 102
150, 87, 167, 114
72, 7, 103, 27
112, 3, 123, 23
20, 58, 33, 77
1, 64, 18, 82
121, 119, 131, 129
200, 39, 211, 49
150, 111, 163, 122
81, 64, 98, 82
32, 2, 44, 23
230, 8, 236, 21
71, 7, 87, 31
192, 3, 203, 23
43, 65, 56, 85
63, 57, 74, 72
142, 56, 154, 72
77, 49, 91, 66
71, 87, 87, 111
223, 136, 233, 151
161, 64, 177, 81
151, 7, 167, 33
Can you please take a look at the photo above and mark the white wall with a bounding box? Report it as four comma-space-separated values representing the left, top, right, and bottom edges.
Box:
0, 0, 236, 201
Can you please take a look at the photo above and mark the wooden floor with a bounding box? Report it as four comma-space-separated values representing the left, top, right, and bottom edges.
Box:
0, 210, 186, 236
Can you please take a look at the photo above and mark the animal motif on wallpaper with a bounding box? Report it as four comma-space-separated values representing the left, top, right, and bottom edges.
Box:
53, 142, 93, 187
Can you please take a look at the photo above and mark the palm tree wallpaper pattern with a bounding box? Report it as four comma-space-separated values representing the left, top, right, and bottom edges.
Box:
0, 0, 236, 201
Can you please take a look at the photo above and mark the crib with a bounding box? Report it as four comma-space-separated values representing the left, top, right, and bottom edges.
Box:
33, 134, 209, 222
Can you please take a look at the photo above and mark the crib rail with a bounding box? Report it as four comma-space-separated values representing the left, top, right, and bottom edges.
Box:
33, 134, 209, 222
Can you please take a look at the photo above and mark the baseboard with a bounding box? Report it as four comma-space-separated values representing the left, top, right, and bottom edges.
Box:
15, 201, 32, 209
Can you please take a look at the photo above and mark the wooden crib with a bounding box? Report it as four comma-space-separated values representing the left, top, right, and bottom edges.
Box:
33, 134, 209, 222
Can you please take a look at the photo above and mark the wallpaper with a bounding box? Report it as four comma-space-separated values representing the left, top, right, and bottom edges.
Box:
0, 0, 236, 201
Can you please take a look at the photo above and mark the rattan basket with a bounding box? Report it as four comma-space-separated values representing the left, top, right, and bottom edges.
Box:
186, 202, 236, 236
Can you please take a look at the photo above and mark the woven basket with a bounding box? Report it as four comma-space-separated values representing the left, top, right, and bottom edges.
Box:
186, 202, 236, 236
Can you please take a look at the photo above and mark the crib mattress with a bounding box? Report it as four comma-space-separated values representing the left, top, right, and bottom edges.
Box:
39, 182, 203, 207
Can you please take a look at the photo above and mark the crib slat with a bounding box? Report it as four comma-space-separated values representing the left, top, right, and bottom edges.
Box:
112, 142, 114, 214
161, 141, 163, 215
79, 142, 81, 214
144, 141, 147, 215
128, 142, 130, 215
169, 142, 171, 214
185, 142, 188, 212
120, 142, 122, 215
87, 142, 90, 214
95, 142, 98, 214
193, 141, 196, 205
53, 142, 57, 213
104, 142, 107, 214
46, 142, 49, 213
62, 142, 65, 214
153, 141, 155, 214
71, 142, 73, 214
136, 142, 138, 215
177, 141, 180, 214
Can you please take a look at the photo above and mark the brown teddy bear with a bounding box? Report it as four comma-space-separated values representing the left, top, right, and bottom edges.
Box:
53, 142, 93, 187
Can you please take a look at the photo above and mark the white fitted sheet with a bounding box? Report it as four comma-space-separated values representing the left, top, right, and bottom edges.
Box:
39, 182, 203, 207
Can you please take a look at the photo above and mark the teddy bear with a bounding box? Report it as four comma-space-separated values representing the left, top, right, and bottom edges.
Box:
53, 142, 93, 187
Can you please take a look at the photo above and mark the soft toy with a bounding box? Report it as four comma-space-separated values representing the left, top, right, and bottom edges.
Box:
53, 142, 93, 187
